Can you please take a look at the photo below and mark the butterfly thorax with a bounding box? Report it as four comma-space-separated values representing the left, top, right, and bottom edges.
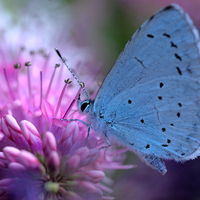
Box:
78, 97, 113, 138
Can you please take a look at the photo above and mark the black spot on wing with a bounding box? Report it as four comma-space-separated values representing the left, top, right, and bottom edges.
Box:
128, 100, 132, 104
175, 53, 182, 61
149, 15, 154, 21
162, 128, 166, 132
163, 33, 170, 38
146, 144, 150, 149
171, 41, 177, 48
176, 67, 182, 75
163, 5, 174, 11
147, 34, 154, 38
137, 27, 141, 33
167, 139, 171, 143
160, 83, 164, 88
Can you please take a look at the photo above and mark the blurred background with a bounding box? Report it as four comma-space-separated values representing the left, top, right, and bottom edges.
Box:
2, 0, 200, 199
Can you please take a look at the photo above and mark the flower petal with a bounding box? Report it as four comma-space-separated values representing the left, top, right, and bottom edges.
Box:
43, 131, 57, 156
81, 148, 100, 167
47, 151, 60, 173
61, 122, 79, 144
1, 115, 29, 150
20, 120, 42, 154
3, 146, 20, 162
0, 178, 15, 190
76, 170, 105, 183
73, 147, 89, 164
17, 150, 43, 173
8, 162, 26, 171
64, 191, 83, 200
65, 154, 81, 175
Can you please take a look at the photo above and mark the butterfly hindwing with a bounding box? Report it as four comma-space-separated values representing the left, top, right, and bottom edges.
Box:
104, 77, 200, 158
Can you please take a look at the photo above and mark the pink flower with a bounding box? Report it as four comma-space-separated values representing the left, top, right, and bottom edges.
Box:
0, 2, 133, 200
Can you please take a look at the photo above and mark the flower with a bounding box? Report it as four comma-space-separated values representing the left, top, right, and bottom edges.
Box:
0, 117, 104, 199
0, 2, 133, 200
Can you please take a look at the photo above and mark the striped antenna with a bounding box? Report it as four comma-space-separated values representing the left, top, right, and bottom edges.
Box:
54, 48, 89, 100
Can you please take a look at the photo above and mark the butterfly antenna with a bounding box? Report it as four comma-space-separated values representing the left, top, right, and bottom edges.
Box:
54, 48, 89, 99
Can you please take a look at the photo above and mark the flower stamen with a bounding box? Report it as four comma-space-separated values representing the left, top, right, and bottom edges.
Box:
29, 50, 36, 64
40, 71, 43, 109
25, 61, 33, 111
13, 63, 21, 99
54, 78, 71, 118
62, 84, 82, 119
45, 64, 60, 99
3, 68, 15, 100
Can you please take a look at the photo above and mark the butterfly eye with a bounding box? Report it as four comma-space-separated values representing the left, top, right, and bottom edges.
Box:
80, 101, 91, 112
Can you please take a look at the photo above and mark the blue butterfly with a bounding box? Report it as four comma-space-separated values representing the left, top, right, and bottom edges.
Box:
56, 4, 200, 174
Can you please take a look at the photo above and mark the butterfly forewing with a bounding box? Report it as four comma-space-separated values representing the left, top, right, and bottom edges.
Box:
94, 4, 200, 111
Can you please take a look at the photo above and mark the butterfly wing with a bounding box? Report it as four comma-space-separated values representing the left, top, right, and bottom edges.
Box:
91, 4, 200, 173
104, 77, 200, 159
94, 4, 200, 111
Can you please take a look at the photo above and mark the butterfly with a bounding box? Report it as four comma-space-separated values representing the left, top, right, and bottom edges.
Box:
56, 4, 200, 174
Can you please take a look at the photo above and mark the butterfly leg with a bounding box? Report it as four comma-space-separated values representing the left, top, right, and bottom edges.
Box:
62, 118, 90, 126
99, 135, 112, 160
86, 124, 93, 146
100, 135, 111, 149
61, 118, 92, 147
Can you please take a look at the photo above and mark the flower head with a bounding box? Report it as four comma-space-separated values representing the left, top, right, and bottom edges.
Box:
0, 117, 106, 199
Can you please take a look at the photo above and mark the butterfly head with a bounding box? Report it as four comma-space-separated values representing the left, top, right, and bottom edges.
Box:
78, 95, 94, 113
